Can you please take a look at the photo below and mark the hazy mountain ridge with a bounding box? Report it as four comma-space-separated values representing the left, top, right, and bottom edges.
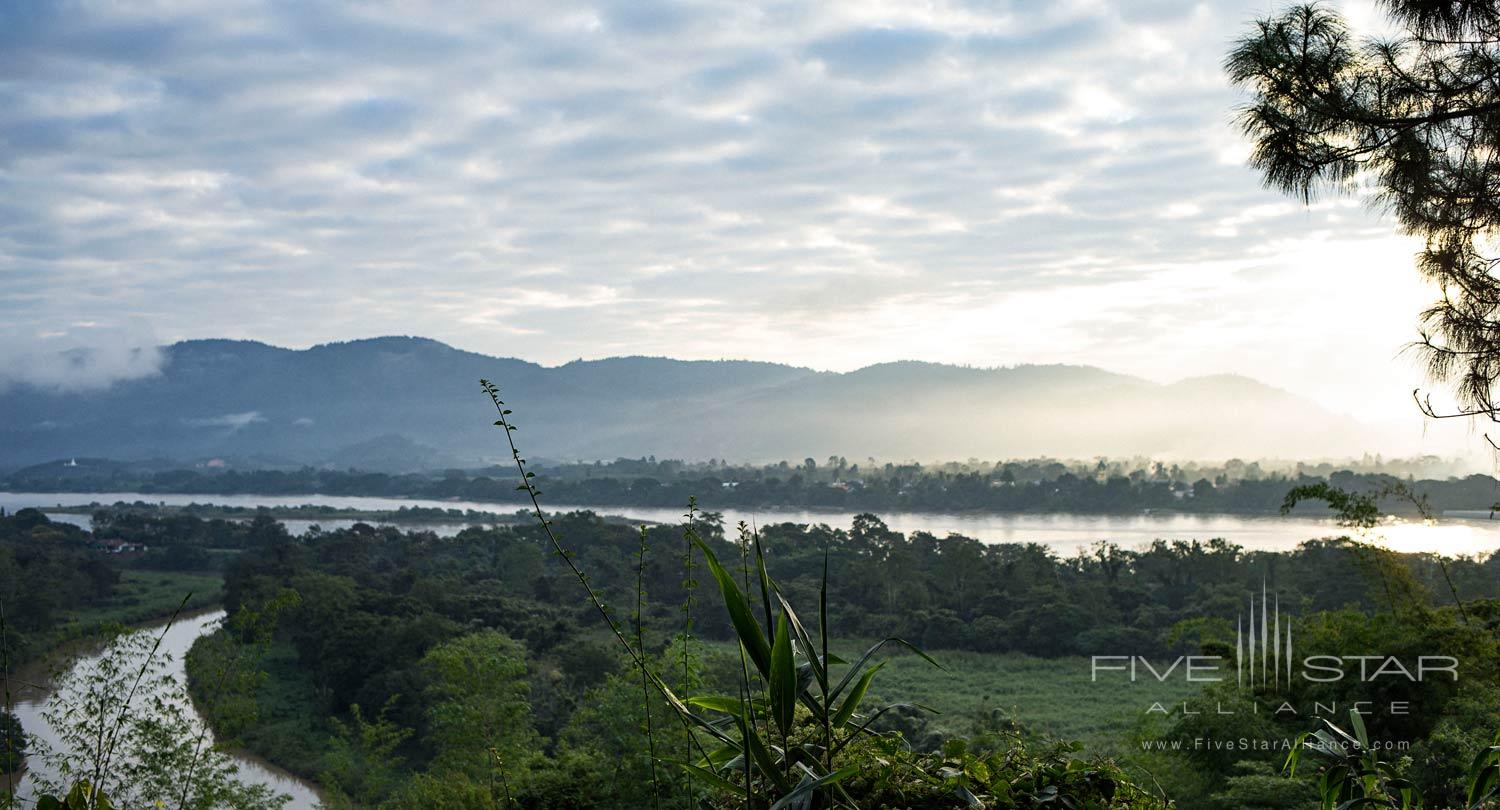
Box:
0, 336, 1375, 469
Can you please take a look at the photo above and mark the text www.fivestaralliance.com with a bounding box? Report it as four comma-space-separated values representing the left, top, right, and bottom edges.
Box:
1140, 738, 1411, 752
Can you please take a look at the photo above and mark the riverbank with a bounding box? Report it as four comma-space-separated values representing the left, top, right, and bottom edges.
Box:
15, 569, 223, 668
185, 634, 329, 785
11, 490, 1500, 554
33, 499, 658, 529
10, 608, 323, 809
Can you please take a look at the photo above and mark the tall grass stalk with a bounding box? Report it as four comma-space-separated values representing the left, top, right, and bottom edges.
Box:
482, 379, 942, 808
480, 381, 723, 763
1, 598, 13, 802
680, 500, 698, 810
634, 526, 661, 810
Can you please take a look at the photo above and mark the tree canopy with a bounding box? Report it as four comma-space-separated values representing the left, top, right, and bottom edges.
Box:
1229, 0, 1500, 424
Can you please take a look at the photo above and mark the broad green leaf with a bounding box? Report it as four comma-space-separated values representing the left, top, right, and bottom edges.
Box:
691, 533, 772, 678
687, 695, 754, 718
832, 662, 885, 729
770, 612, 796, 738
775, 591, 827, 695
1348, 709, 1370, 749
743, 718, 792, 793
769, 764, 861, 810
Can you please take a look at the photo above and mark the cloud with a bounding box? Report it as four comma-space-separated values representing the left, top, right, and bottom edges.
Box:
0, 0, 1442, 432
183, 411, 265, 431
806, 28, 949, 77
0, 324, 164, 391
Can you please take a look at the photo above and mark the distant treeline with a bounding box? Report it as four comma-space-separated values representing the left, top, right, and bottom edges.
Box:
9, 457, 1500, 515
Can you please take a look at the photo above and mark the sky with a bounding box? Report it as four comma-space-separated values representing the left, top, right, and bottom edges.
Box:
0, 0, 1484, 457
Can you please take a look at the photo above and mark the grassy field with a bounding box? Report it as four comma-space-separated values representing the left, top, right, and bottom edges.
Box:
860, 647, 1201, 753
699, 638, 1202, 756
63, 569, 223, 634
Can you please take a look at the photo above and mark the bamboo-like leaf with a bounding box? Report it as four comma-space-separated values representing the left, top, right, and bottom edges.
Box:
687, 695, 758, 718
1466, 736, 1500, 806
819, 547, 829, 694
1284, 732, 1312, 776
770, 612, 796, 738
754, 536, 775, 637
830, 638, 942, 702
768, 764, 861, 810
679, 762, 744, 795
775, 592, 827, 696
648, 671, 735, 744
690, 533, 772, 677
830, 702, 933, 756
743, 718, 792, 792
696, 744, 743, 769
831, 662, 885, 728
1348, 709, 1370, 749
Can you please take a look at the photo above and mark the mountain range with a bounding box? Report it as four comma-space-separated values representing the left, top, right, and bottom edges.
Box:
0, 336, 1378, 471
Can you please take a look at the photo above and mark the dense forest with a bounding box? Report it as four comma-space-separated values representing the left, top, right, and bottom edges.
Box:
138, 501, 1500, 807
0, 508, 118, 663
9, 480, 1500, 806
9, 456, 1500, 516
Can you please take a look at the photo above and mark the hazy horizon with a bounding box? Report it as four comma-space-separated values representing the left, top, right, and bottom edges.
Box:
2, 334, 1489, 471
4, 0, 1484, 457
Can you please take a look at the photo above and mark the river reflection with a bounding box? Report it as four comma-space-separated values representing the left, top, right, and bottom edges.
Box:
7, 490, 1500, 554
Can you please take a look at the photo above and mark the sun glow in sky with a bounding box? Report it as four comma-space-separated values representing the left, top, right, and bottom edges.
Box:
0, 0, 1484, 458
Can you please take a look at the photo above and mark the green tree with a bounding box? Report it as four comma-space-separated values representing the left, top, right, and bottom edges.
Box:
33, 628, 286, 810
319, 700, 412, 808
419, 630, 541, 794
1229, 0, 1500, 422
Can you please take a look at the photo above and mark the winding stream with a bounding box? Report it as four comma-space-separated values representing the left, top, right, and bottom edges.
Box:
9, 610, 322, 808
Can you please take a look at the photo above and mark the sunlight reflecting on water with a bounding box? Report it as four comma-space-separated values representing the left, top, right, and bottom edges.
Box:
7, 490, 1500, 554
1355, 516, 1499, 556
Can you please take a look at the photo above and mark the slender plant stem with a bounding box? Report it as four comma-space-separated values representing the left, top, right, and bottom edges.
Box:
1437, 556, 1470, 622
91, 593, 191, 810
731, 527, 759, 797
820, 543, 833, 771
480, 381, 717, 767
680, 501, 697, 810
491, 747, 514, 808
635, 527, 662, 810
176, 631, 244, 810
0, 598, 13, 800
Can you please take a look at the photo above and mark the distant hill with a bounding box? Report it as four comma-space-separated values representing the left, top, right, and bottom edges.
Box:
0, 336, 1378, 469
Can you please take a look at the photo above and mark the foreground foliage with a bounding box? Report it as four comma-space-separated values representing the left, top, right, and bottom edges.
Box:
1230, 0, 1500, 423
24, 623, 286, 810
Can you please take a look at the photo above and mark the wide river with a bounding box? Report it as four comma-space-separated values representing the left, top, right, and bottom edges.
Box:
10, 610, 322, 808
6, 490, 1500, 554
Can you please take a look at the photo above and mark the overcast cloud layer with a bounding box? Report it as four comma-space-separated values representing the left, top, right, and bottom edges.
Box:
0, 0, 1480, 457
